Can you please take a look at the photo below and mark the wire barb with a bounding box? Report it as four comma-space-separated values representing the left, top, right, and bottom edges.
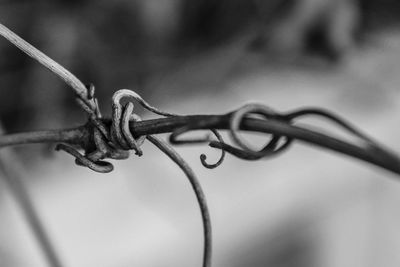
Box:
58, 88, 186, 173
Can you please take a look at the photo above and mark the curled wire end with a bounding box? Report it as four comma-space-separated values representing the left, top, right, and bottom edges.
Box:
55, 126, 132, 173
55, 143, 113, 173
200, 130, 226, 169
170, 127, 226, 169
59, 83, 116, 173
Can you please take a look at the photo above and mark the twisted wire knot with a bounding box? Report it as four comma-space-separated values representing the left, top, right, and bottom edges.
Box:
56, 87, 147, 173
57, 86, 231, 172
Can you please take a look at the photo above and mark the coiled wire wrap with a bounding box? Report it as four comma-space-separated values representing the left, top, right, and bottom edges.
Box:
57, 88, 227, 173
56, 87, 141, 173
220, 103, 293, 160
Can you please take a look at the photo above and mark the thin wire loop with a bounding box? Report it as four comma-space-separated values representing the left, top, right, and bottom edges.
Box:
229, 103, 278, 152
283, 108, 376, 145
207, 103, 292, 160
121, 103, 146, 155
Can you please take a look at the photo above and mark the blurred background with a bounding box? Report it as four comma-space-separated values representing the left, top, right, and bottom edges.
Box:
1, 0, 400, 266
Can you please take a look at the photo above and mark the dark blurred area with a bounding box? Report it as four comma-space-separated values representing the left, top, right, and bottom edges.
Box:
1, 1, 400, 267
1, 0, 400, 131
